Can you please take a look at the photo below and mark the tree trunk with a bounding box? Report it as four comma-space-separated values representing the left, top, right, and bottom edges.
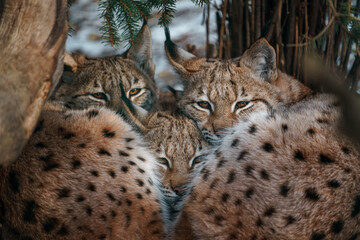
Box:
0, 0, 68, 166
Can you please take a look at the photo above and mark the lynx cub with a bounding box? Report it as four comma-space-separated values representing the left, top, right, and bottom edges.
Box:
0, 102, 167, 240
165, 33, 312, 144
54, 24, 158, 112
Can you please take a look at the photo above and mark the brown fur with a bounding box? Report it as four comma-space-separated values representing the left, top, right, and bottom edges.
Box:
165, 37, 312, 144
174, 94, 360, 239
0, 102, 166, 240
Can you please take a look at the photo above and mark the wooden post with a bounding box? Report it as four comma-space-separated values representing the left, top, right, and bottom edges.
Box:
0, 0, 68, 166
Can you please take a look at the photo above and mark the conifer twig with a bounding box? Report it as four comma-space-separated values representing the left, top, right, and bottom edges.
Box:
106, 0, 115, 46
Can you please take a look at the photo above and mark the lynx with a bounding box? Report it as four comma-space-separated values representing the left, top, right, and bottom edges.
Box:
53, 23, 158, 112
173, 93, 360, 240
165, 33, 312, 144
0, 102, 167, 240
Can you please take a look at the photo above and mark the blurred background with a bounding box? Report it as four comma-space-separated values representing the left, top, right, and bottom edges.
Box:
66, 0, 360, 93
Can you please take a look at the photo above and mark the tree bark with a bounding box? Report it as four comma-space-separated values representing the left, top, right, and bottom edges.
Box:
0, 0, 68, 166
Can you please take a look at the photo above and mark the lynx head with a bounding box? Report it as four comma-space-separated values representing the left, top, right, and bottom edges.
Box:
53, 24, 157, 112
165, 35, 287, 144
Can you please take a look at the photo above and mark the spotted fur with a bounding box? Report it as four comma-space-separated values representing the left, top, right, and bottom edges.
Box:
0, 102, 166, 240
173, 94, 360, 239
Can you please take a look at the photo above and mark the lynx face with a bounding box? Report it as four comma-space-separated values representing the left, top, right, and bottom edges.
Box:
54, 24, 157, 111
165, 38, 311, 144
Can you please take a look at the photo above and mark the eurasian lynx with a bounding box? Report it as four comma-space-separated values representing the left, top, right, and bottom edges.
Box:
165, 33, 312, 144
54, 24, 158, 112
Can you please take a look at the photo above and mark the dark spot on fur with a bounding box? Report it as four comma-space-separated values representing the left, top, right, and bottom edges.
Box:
345, 168, 352, 173
342, 147, 350, 154
88, 183, 96, 192
294, 150, 305, 161
227, 170, 236, 184
217, 159, 227, 168
319, 154, 334, 164
85, 206, 92, 216
305, 188, 320, 201
237, 151, 248, 161
76, 196, 85, 202
117, 201, 122, 206
221, 193, 230, 203
245, 165, 254, 176
100, 215, 106, 221
262, 143, 274, 152
87, 110, 99, 119
42, 217, 59, 233
107, 193, 115, 201
285, 215, 296, 225
348, 233, 359, 240
98, 149, 111, 156
137, 156, 146, 162
128, 161, 136, 166
146, 188, 151, 194
64, 133, 75, 139
58, 188, 71, 198
125, 138, 134, 142
44, 162, 60, 171
210, 178, 219, 189
280, 184, 290, 197
307, 128, 315, 135
119, 151, 129, 157
137, 168, 145, 174
260, 170, 270, 180
102, 129, 115, 138
136, 193, 143, 199
127, 146, 133, 150
120, 187, 127, 193
202, 168, 210, 181
311, 232, 325, 240
215, 149, 222, 158
152, 229, 161, 235
8, 171, 20, 193
231, 139, 239, 147
108, 170, 116, 178
327, 180, 340, 188
39, 153, 53, 163
58, 127, 65, 133
136, 179, 144, 187
35, 142, 46, 148
234, 198, 242, 206
56, 224, 68, 236
148, 220, 158, 226
249, 125, 257, 134
126, 199, 132, 206
121, 166, 128, 173
351, 196, 360, 217
264, 207, 276, 217
214, 215, 225, 226
78, 143, 86, 148
23, 200, 38, 223
331, 220, 343, 234
72, 158, 81, 169
256, 218, 263, 226
245, 188, 254, 198
111, 210, 117, 218
282, 124, 288, 131
90, 170, 98, 177
204, 208, 214, 215
317, 118, 329, 124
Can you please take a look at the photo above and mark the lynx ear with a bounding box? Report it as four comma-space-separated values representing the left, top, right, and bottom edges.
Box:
238, 38, 278, 82
125, 23, 155, 79
164, 27, 202, 78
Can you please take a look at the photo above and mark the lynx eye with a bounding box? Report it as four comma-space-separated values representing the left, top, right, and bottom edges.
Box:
191, 155, 203, 168
91, 92, 107, 100
129, 88, 141, 96
235, 101, 250, 109
197, 101, 211, 110
158, 158, 170, 167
